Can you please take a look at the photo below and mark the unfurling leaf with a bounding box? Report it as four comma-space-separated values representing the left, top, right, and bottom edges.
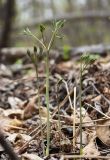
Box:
27, 49, 31, 57
27, 49, 35, 64
37, 47, 44, 60
40, 24, 45, 33
34, 46, 37, 53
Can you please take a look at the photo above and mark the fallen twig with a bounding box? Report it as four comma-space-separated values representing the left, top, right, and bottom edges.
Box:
73, 87, 76, 148
85, 102, 110, 118
92, 83, 110, 105
62, 154, 110, 159
0, 130, 20, 160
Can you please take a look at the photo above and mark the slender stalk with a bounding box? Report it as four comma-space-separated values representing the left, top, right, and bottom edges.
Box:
73, 87, 76, 148
45, 51, 50, 156
30, 33, 46, 50
56, 82, 61, 150
34, 63, 45, 156
85, 103, 110, 118
79, 53, 99, 154
79, 62, 83, 155
46, 28, 58, 156
41, 32, 45, 45
48, 29, 57, 51
63, 79, 73, 110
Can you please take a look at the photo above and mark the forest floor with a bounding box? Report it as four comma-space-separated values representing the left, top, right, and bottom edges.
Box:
0, 50, 110, 160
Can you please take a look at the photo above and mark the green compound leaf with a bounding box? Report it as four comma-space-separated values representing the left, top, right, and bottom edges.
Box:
80, 53, 99, 64
55, 20, 66, 29
23, 27, 31, 35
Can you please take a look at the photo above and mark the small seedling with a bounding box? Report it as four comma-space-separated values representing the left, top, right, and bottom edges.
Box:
63, 45, 71, 60
27, 46, 45, 155
24, 20, 65, 156
79, 53, 99, 154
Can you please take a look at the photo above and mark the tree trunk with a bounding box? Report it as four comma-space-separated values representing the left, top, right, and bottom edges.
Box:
0, 0, 15, 48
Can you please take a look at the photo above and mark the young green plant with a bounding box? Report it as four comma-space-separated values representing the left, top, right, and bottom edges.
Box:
79, 53, 99, 154
63, 44, 71, 61
24, 20, 65, 156
27, 47, 45, 155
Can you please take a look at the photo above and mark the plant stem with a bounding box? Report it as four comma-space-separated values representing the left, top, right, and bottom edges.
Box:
30, 33, 46, 50
80, 62, 83, 155
45, 51, 50, 156
73, 87, 76, 148
45, 29, 58, 156
48, 29, 57, 51
34, 63, 45, 156
56, 82, 61, 150
41, 32, 45, 45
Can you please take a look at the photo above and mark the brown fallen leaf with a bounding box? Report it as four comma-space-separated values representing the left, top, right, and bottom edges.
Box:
96, 119, 110, 146
22, 153, 43, 160
83, 140, 100, 156
102, 61, 110, 70
76, 131, 88, 149
22, 96, 37, 119
7, 133, 31, 150
8, 96, 23, 109
103, 87, 110, 94
9, 118, 22, 127
57, 61, 74, 70
39, 106, 48, 118
91, 95, 101, 102
7, 133, 31, 143
3, 109, 23, 119
22, 94, 50, 120
0, 117, 12, 130
82, 114, 94, 127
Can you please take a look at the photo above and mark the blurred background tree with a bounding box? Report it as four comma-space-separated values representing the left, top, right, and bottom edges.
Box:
0, 0, 15, 48
0, 0, 110, 48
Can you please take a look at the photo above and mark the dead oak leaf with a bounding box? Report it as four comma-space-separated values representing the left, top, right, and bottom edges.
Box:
96, 119, 110, 146
7, 133, 31, 150
22, 96, 37, 119
22, 153, 43, 160
3, 109, 23, 119
9, 118, 22, 127
83, 140, 100, 156
8, 96, 23, 109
